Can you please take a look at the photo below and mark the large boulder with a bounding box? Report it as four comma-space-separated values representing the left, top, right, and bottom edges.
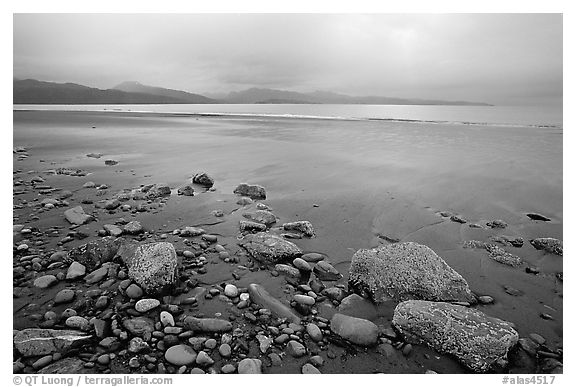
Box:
238, 232, 302, 264
144, 184, 171, 199
66, 237, 123, 271
530, 238, 563, 256
392, 300, 518, 372
119, 241, 178, 295
13, 329, 91, 357
349, 242, 475, 303
330, 313, 379, 346
248, 283, 301, 324
233, 183, 266, 199
63, 206, 93, 225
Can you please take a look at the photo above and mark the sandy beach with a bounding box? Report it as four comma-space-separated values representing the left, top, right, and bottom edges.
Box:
13, 110, 563, 374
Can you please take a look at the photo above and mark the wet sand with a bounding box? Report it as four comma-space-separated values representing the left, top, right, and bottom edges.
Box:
13, 110, 563, 373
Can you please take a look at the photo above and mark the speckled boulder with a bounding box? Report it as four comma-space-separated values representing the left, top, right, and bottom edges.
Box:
66, 237, 123, 271
283, 221, 315, 237
238, 232, 302, 264
119, 242, 178, 295
392, 300, 518, 372
233, 183, 266, 199
349, 242, 475, 303
530, 238, 563, 256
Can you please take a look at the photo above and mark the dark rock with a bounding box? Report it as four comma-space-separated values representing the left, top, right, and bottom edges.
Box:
104, 160, 118, 166
177, 185, 195, 196
530, 238, 563, 256
123, 317, 155, 338
233, 183, 266, 199
392, 300, 518, 372
192, 172, 215, 187
238, 232, 302, 264
67, 236, 122, 271
450, 215, 467, 224
527, 213, 551, 221
349, 242, 475, 303
313, 261, 342, 281
486, 220, 508, 229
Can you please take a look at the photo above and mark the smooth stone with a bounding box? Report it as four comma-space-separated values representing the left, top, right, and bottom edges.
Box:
247, 283, 301, 324
54, 289, 75, 304
85, 267, 108, 285
293, 257, 312, 272
66, 262, 86, 280
242, 210, 277, 226
219, 343, 232, 357
238, 232, 302, 264
123, 221, 144, 234
125, 284, 144, 299
337, 294, 380, 320
14, 329, 91, 357
135, 299, 161, 313
286, 340, 306, 357
238, 358, 262, 374
195, 351, 215, 366
103, 224, 123, 237
330, 313, 378, 346
183, 317, 233, 333
294, 294, 315, 306
65, 316, 90, 331
224, 284, 239, 298
306, 323, 323, 342
302, 363, 321, 374
160, 311, 175, 327
64, 206, 92, 225
164, 345, 197, 366
301, 253, 326, 263
34, 275, 58, 288
313, 260, 342, 281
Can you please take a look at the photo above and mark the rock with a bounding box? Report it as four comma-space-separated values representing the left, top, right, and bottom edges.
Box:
160, 311, 175, 327
128, 337, 150, 353
177, 185, 195, 196
349, 242, 475, 303
183, 317, 233, 333
98, 199, 121, 210
65, 316, 90, 330
179, 226, 205, 237
504, 285, 524, 296
66, 262, 86, 280
478, 295, 495, 304
103, 224, 123, 237
135, 299, 161, 313
392, 300, 518, 372
238, 358, 262, 374
283, 221, 315, 237
324, 287, 346, 302
54, 289, 75, 304
32, 355, 53, 370
67, 237, 122, 271
530, 238, 563, 256
337, 294, 379, 320
221, 364, 236, 373
484, 244, 523, 267
294, 294, 315, 306
123, 221, 144, 235
529, 333, 546, 345
527, 213, 551, 221
123, 317, 155, 338
125, 284, 144, 299
247, 283, 301, 323
330, 313, 378, 346
64, 206, 93, 225
313, 260, 342, 281
119, 241, 178, 294
450, 215, 467, 224
287, 340, 306, 357
238, 232, 302, 264
104, 159, 118, 166
218, 343, 232, 358
164, 345, 197, 366
302, 363, 321, 374
255, 334, 273, 353
34, 275, 57, 288
192, 172, 215, 187
239, 220, 267, 233
275, 264, 301, 280
14, 329, 91, 357
486, 220, 508, 229
301, 252, 326, 263
37, 357, 87, 374
195, 351, 215, 366
85, 267, 108, 284
144, 184, 171, 199
242, 210, 277, 226
234, 183, 266, 199
224, 284, 239, 298
306, 323, 323, 342
293, 258, 312, 272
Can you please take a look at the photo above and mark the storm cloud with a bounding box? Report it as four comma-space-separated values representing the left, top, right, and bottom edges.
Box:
13, 13, 562, 105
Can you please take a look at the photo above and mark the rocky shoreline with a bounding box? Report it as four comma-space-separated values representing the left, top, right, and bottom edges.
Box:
13, 143, 563, 374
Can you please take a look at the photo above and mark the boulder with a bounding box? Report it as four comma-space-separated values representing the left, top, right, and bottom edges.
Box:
242, 210, 277, 226
183, 317, 233, 333
283, 221, 315, 237
530, 238, 563, 256
349, 242, 475, 303
238, 232, 302, 264
248, 283, 301, 323
192, 172, 215, 187
234, 183, 267, 199
13, 329, 91, 357
66, 236, 122, 271
144, 184, 171, 199
177, 185, 195, 196
392, 300, 518, 372
64, 206, 92, 225
239, 220, 267, 233
330, 313, 378, 346
119, 241, 178, 294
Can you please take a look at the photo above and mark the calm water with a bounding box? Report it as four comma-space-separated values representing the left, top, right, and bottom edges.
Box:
14, 103, 562, 128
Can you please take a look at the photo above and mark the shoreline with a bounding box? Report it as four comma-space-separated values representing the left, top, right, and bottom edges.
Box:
12, 110, 563, 374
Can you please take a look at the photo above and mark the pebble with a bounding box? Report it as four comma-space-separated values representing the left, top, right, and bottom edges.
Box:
125, 284, 144, 299
34, 275, 58, 288
221, 364, 236, 373
219, 343, 232, 358
164, 344, 197, 366
135, 299, 161, 313
65, 316, 90, 330
204, 338, 217, 349
294, 294, 315, 306
478, 295, 494, 304
32, 355, 53, 370
224, 284, 239, 298
306, 323, 323, 342
66, 262, 86, 280
286, 340, 306, 357
195, 351, 215, 366
529, 333, 546, 345
302, 363, 321, 374
160, 311, 175, 327
190, 368, 205, 374
293, 258, 312, 272
129, 337, 150, 353
238, 358, 262, 374
54, 289, 75, 304
402, 343, 413, 356
309, 355, 324, 367
97, 354, 110, 365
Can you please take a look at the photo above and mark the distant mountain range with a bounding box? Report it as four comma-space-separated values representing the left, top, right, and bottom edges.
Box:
13, 79, 492, 106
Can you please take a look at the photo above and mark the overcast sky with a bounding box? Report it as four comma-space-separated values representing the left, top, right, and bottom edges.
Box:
13, 13, 562, 105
